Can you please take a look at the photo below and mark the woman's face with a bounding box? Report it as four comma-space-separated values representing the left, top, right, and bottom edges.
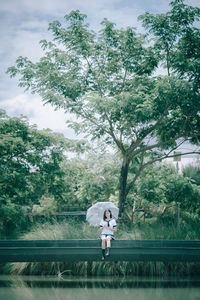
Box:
105, 210, 111, 219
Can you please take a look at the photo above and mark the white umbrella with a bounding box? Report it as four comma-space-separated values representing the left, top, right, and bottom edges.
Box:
86, 201, 119, 227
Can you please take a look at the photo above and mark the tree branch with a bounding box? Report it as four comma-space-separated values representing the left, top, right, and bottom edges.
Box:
130, 116, 189, 158
158, 204, 175, 220
144, 151, 200, 168
125, 143, 199, 198
104, 112, 126, 153
126, 107, 170, 158
125, 154, 145, 196
70, 105, 111, 137
84, 56, 104, 97
120, 68, 128, 92
73, 105, 126, 152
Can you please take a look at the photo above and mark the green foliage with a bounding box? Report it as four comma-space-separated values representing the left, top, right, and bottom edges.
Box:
182, 163, 200, 186
32, 194, 57, 215
0, 109, 198, 236
139, 0, 200, 79
0, 110, 78, 237
7, 1, 200, 216
121, 162, 200, 225
61, 146, 120, 209
135, 163, 200, 217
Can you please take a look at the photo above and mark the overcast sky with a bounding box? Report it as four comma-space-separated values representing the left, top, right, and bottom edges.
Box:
0, 0, 199, 140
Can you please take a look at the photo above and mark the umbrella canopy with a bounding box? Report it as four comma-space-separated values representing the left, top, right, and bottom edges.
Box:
86, 201, 119, 227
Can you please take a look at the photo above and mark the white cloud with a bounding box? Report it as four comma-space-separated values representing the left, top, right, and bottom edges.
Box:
1, 0, 122, 16
0, 93, 77, 138
12, 30, 48, 61
0, 0, 66, 15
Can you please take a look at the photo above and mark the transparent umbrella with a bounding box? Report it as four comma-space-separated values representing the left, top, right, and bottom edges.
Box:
86, 202, 119, 227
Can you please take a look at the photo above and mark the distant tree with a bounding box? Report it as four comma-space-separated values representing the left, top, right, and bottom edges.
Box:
0, 110, 83, 236
137, 163, 200, 218
7, 0, 200, 217
71, 149, 119, 209
182, 163, 200, 186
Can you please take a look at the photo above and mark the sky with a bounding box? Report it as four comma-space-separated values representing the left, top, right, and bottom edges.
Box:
0, 0, 199, 141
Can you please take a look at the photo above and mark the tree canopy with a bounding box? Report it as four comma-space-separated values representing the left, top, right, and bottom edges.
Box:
7, 0, 200, 216
0, 110, 85, 235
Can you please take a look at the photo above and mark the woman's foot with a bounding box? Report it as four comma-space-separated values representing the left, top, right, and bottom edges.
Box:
106, 247, 110, 256
102, 249, 105, 260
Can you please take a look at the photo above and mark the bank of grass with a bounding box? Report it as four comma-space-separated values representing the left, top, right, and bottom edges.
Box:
4, 216, 200, 277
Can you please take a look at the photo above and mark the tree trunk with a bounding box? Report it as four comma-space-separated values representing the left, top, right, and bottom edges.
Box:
118, 156, 130, 218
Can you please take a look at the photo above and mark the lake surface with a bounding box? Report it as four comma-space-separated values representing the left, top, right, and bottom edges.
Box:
0, 275, 200, 300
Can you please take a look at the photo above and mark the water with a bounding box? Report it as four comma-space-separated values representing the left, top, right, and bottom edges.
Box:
0, 275, 199, 300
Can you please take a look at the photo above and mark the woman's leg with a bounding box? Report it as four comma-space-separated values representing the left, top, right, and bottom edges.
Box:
106, 236, 112, 248
101, 236, 106, 260
101, 236, 106, 249
105, 236, 112, 256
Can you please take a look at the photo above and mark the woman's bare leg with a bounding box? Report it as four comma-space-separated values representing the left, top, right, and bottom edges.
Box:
101, 236, 106, 249
106, 236, 111, 248
101, 236, 106, 260
105, 236, 112, 256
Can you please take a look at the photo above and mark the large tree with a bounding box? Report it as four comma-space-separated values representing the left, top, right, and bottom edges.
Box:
7, 0, 200, 217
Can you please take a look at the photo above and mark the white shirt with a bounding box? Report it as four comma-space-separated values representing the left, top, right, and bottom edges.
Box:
99, 218, 117, 235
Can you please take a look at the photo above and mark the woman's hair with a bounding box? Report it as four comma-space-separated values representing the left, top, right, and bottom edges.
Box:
103, 209, 112, 220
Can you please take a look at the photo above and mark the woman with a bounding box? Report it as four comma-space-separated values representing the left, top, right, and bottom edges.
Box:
99, 209, 117, 260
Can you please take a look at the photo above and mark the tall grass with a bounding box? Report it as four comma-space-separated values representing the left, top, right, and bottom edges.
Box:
21, 219, 99, 240
4, 217, 200, 277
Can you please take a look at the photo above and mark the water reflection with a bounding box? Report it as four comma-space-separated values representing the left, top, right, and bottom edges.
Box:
0, 275, 199, 300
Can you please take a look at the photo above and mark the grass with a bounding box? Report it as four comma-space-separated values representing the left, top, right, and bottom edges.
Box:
21, 219, 99, 240
3, 216, 200, 277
